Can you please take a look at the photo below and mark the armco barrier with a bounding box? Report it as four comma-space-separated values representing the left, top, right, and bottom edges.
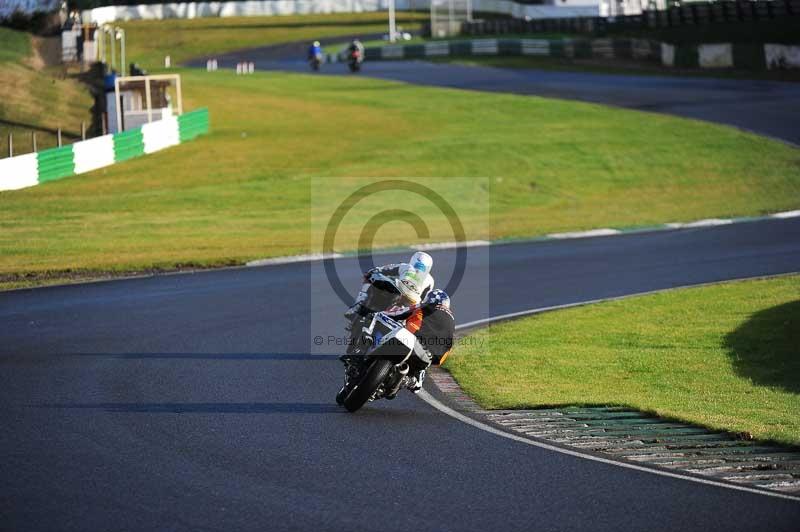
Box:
0, 108, 210, 192
351, 38, 800, 70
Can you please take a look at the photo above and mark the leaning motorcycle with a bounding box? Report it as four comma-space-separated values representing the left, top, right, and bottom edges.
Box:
336, 273, 420, 412
336, 311, 423, 412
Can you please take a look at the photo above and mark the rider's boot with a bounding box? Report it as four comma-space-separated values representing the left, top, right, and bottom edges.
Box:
406, 369, 426, 394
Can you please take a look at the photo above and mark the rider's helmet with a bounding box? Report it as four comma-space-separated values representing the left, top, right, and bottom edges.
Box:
424, 288, 450, 309
313, 41, 320, 47
397, 251, 433, 305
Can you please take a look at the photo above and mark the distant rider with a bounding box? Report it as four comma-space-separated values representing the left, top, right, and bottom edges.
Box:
308, 41, 322, 61
344, 251, 435, 322
385, 289, 455, 392
347, 39, 365, 64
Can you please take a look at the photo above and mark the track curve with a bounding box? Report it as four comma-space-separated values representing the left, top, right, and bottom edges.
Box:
188, 46, 800, 145
2, 218, 800, 531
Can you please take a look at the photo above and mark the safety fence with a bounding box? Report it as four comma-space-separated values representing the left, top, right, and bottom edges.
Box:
0, 108, 209, 192
462, 0, 800, 36
346, 38, 800, 70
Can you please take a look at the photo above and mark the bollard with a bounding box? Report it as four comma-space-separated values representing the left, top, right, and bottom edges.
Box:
206, 59, 212, 71
57, 128, 62, 147
212, 59, 218, 71
81, 121, 86, 141
165, 55, 171, 68
236, 63, 242, 75
248, 62, 255, 74
8, 133, 12, 158
32, 131, 37, 152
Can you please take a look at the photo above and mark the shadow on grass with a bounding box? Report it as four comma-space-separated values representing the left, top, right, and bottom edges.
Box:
724, 300, 800, 395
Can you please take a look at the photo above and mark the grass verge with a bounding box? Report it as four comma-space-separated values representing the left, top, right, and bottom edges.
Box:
446, 275, 800, 446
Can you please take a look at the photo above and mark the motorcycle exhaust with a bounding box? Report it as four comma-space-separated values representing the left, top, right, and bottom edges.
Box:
384, 363, 409, 399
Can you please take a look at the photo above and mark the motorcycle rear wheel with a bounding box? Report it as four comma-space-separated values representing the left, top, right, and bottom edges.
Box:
342, 359, 393, 412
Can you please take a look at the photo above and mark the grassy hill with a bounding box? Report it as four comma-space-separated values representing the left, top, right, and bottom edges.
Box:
0, 27, 95, 158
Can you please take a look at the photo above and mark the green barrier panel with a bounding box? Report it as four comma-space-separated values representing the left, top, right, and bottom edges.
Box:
613, 39, 634, 59
674, 44, 699, 68
37, 145, 75, 183
449, 41, 472, 57
499, 39, 522, 56
549, 40, 566, 58
733, 43, 766, 70
403, 44, 425, 59
574, 39, 592, 59
364, 48, 381, 60
113, 128, 144, 162
178, 108, 210, 142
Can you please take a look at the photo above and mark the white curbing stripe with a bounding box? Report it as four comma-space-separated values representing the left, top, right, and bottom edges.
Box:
246, 253, 343, 267
666, 218, 734, 229
73, 134, 115, 174
548, 228, 620, 239
417, 240, 491, 251
772, 210, 800, 219
0, 152, 39, 191
244, 210, 800, 267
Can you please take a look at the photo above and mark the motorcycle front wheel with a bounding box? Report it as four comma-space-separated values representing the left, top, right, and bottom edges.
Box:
342, 359, 393, 412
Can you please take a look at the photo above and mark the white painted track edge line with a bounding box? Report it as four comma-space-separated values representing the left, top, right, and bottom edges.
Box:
417, 390, 800, 503
455, 272, 800, 331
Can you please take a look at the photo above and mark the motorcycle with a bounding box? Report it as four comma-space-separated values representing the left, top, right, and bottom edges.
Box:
336, 273, 420, 412
348, 49, 362, 72
309, 52, 322, 71
336, 311, 423, 412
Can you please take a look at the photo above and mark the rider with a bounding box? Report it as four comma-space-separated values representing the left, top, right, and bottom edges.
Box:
347, 39, 365, 63
344, 251, 435, 322
308, 40, 322, 61
385, 288, 455, 393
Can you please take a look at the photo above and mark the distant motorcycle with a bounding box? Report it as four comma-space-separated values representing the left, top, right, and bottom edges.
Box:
336, 272, 419, 412
348, 49, 362, 72
309, 52, 322, 71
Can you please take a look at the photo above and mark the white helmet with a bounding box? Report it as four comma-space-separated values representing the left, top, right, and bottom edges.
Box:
397, 251, 433, 304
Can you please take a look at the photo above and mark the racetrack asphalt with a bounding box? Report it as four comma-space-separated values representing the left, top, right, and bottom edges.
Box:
188, 44, 800, 145
2, 218, 800, 531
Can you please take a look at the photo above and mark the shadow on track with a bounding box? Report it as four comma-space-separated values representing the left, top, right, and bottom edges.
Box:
37, 402, 343, 414
68, 352, 337, 361
724, 300, 800, 395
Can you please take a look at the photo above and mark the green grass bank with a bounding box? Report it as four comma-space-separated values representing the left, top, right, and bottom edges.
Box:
446, 275, 800, 446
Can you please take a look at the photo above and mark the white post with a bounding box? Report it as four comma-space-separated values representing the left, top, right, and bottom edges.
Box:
145, 77, 153, 124
114, 76, 122, 133
448, 0, 455, 36
175, 75, 183, 116
389, 0, 397, 43
467, 0, 473, 22
108, 27, 116, 72
117, 28, 125, 76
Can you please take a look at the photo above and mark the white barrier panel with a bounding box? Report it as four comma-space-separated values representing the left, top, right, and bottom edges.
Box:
381, 45, 404, 59
521, 39, 550, 56
661, 43, 675, 67
82, 0, 598, 24
764, 44, 800, 70
73, 134, 115, 175
698, 43, 733, 68
424, 41, 450, 57
141, 116, 180, 154
0, 153, 39, 192
472, 39, 499, 55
